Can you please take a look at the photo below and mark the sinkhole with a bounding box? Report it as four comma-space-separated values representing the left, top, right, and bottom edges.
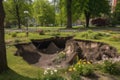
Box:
14, 37, 118, 69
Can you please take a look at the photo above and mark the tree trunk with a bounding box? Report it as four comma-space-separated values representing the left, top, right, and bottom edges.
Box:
0, 0, 8, 73
14, 0, 21, 29
66, 0, 72, 29
54, 0, 56, 26
60, 0, 63, 27
85, 11, 91, 28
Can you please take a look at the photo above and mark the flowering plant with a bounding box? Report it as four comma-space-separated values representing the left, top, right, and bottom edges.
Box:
68, 59, 93, 76
42, 68, 66, 80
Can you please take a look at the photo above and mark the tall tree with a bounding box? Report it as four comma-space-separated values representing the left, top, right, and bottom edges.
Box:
66, 0, 72, 28
33, 0, 55, 26
53, 0, 56, 26
113, 0, 120, 25
85, 0, 110, 28
4, 0, 32, 28
14, 0, 21, 29
0, 0, 8, 73
75, 0, 110, 28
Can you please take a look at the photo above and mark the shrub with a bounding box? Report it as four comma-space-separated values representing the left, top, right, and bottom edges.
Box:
68, 60, 93, 76
91, 18, 109, 26
14, 39, 20, 43
71, 71, 81, 80
37, 29, 45, 35
11, 32, 17, 37
102, 60, 120, 75
40, 68, 66, 80
52, 51, 66, 64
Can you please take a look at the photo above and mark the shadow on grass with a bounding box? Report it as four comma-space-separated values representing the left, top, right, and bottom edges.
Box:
0, 69, 36, 80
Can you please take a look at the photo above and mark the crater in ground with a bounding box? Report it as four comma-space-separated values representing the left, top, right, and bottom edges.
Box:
14, 37, 119, 69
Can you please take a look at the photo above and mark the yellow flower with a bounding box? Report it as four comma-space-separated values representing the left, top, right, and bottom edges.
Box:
87, 61, 91, 64
77, 61, 81, 65
68, 68, 73, 72
73, 68, 76, 71
83, 62, 87, 64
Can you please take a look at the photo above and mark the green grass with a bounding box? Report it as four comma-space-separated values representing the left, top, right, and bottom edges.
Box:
29, 26, 65, 31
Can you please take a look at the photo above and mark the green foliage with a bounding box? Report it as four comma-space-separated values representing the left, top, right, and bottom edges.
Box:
102, 60, 120, 75
3, 0, 32, 27
58, 52, 66, 59
11, 32, 17, 37
37, 30, 45, 35
51, 32, 60, 37
16, 33, 26, 37
69, 60, 93, 76
74, 63, 93, 76
33, 0, 55, 26
109, 35, 120, 41
39, 69, 66, 80
15, 39, 20, 43
71, 71, 81, 80
52, 51, 66, 64
80, 30, 110, 39
112, 0, 120, 25
42, 75, 65, 80
73, 0, 110, 27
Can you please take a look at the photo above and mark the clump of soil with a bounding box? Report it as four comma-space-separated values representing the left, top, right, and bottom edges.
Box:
15, 37, 119, 69
44, 42, 61, 54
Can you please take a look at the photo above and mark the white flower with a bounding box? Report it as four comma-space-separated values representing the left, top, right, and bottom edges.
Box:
44, 70, 48, 75
54, 69, 57, 73
46, 68, 50, 70
50, 71, 53, 75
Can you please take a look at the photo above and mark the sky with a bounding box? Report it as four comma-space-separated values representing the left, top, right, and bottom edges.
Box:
48, 0, 53, 2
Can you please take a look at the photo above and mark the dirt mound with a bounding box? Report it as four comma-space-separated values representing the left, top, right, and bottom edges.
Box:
45, 42, 61, 54
15, 43, 41, 64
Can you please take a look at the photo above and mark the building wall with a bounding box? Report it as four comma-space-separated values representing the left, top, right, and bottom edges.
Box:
108, 0, 117, 12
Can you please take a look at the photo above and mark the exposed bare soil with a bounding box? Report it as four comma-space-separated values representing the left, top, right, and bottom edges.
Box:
14, 37, 119, 69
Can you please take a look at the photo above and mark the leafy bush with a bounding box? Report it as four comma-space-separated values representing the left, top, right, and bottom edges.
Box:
39, 68, 66, 80
111, 1, 120, 26
71, 71, 81, 80
11, 32, 17, 37
68, 60, 93, 76
52, 51, 66, 64
14, 39, 20, 43
91, 18, 109, 26
16, 33, 26, 38
58, 52, 66, 59
102, 60, 120, 75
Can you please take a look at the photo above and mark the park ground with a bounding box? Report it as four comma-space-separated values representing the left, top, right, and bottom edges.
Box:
1, 26, 120, 80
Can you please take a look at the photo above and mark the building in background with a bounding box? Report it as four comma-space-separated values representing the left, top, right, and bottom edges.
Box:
108, 0, 117, 12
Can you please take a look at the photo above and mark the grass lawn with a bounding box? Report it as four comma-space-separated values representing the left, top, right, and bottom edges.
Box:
1, 27, 120, 80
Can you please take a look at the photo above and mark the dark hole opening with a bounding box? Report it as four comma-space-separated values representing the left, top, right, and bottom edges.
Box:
31, 37, 72, 50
